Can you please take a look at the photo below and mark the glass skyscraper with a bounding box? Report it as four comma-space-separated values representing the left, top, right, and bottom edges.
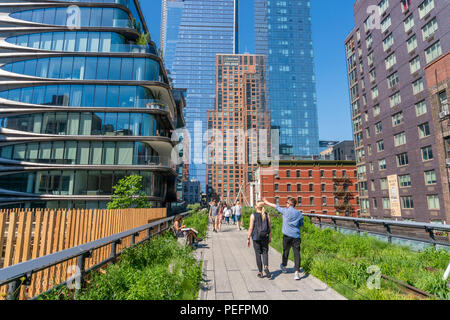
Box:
0, 0, 184, 209
161, 0, 238, 191
254, 0, 319, 156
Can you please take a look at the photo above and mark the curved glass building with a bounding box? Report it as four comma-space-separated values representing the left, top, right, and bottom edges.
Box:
0, 0, 184, 209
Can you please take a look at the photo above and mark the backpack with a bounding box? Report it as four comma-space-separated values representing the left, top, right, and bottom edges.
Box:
254, 212, 270, 240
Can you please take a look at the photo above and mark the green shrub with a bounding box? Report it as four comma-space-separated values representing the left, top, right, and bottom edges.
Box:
39, 233, 203, 301
241, 207, 450, 300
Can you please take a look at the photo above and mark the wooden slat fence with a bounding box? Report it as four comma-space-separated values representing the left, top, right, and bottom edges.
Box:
0, 207, 166, 300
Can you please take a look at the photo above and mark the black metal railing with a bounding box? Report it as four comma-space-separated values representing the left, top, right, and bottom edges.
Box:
303, 213, 450, 248
0, 212, 189, 300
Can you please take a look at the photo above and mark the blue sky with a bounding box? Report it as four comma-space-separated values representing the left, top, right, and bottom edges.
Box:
140, 0, 356, 142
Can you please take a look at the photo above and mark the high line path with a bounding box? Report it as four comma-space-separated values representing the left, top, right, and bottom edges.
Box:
196, 223, 346, 300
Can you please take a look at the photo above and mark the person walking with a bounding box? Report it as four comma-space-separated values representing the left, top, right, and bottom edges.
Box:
209, 200, 220, 233
233, 200, 243, 231
263, 197, 304, 280
224, 205, 232, 224
218, 202, 224, 231
247, 201, 272, 279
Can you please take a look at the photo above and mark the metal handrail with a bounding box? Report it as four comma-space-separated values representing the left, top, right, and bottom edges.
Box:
303, 213, 450, 248
0, 211, 189, 300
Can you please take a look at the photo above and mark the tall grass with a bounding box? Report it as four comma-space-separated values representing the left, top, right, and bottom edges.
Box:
242, 207, 450, 300
39, 205, 208, 300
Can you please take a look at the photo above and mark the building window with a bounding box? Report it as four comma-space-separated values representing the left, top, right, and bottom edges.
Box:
297, 184, 301, 192
296, 170, 300, 178
385, 53, 396, 70
425, 41, 442, 64
383, 33, 394, 51
404, 14, 414, 33
412, 78, 424, 95
438, 90, 448, 112
309, 184, 314, 192
287, 184, 291, 192
421, 146, 433, 161
390, 92, 401, 108
321, 184, 326, 192
380, 178, 388, 190
409, 56, 421, 74
401, 196, 414, 209
275, 184, 279, 191
387, 72, 399, 89
379, 159, 387, 170
310, 197, 315, 206
407, 35, 418, 53
275, 197, 280, 206
381, 15, 392, 33
373, 104, 380, 117
375, 122, 383, 134
396, 152, 409, 167
415, 100, 427, 116
392, 112, 404, 126
308, 170, 313, 178
424, 170, 437, 185
427, 195, 440, 210
418, 123, 430, 139
418, 0, 435, 19
394, 132, 406, 147
286, 170, 291, 178
422, 18, 438, 41
322, 197, 327, 206
332, 170, 337, 178
383, 198, 391, 209
399, 175, 411, 188
377, 140, 385, 152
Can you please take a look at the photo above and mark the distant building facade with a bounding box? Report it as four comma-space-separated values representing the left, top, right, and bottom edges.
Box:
345, 0, 449, 222
161, 0, 239, 191
424, 52, 450, 223
206, 54, 270, 205
254, 0, 320, 157
183, 179, 201, 204
333, 141, 356, 161
256, 160, 360, 217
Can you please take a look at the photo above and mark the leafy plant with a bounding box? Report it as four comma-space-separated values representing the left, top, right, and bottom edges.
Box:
241, 207, 450, 300
107, 175, 151, 209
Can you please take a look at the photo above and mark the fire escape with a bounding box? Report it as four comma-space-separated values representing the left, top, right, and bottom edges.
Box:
333, 176, 356, 217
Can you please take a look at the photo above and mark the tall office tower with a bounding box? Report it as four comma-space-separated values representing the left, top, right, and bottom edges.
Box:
345, 0, 449, 222
0, 0, 185, 209
206, 54, 270, 205
254, 0, 320, 157
161, 0, 239, 191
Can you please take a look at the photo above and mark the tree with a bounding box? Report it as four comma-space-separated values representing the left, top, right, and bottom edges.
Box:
107, 175, 151, 209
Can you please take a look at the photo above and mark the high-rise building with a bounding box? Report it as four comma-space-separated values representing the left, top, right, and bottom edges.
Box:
424, 52, 449, 223
254, 0, 320, 157
161, 0, 239, 191
0, 0, 184, 209
345, 0, 449, 222
206, 54, 270, 205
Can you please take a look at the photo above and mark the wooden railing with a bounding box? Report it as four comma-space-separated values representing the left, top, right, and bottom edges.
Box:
0, 207, 166, 300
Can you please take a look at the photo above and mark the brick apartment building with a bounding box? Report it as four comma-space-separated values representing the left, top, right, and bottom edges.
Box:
206, 54, 270, 205
345, 0, 449, 222
425, 52, 450, 223
255, 160, 360, 217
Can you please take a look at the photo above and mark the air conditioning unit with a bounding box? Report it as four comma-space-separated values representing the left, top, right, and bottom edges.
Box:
440, 108, 449, 119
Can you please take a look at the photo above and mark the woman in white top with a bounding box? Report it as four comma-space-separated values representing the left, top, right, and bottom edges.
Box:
233, 200, 243, 230
224, 205, 232, 224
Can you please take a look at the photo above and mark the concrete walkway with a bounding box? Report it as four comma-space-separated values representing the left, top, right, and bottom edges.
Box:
196, 222, 346, 300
